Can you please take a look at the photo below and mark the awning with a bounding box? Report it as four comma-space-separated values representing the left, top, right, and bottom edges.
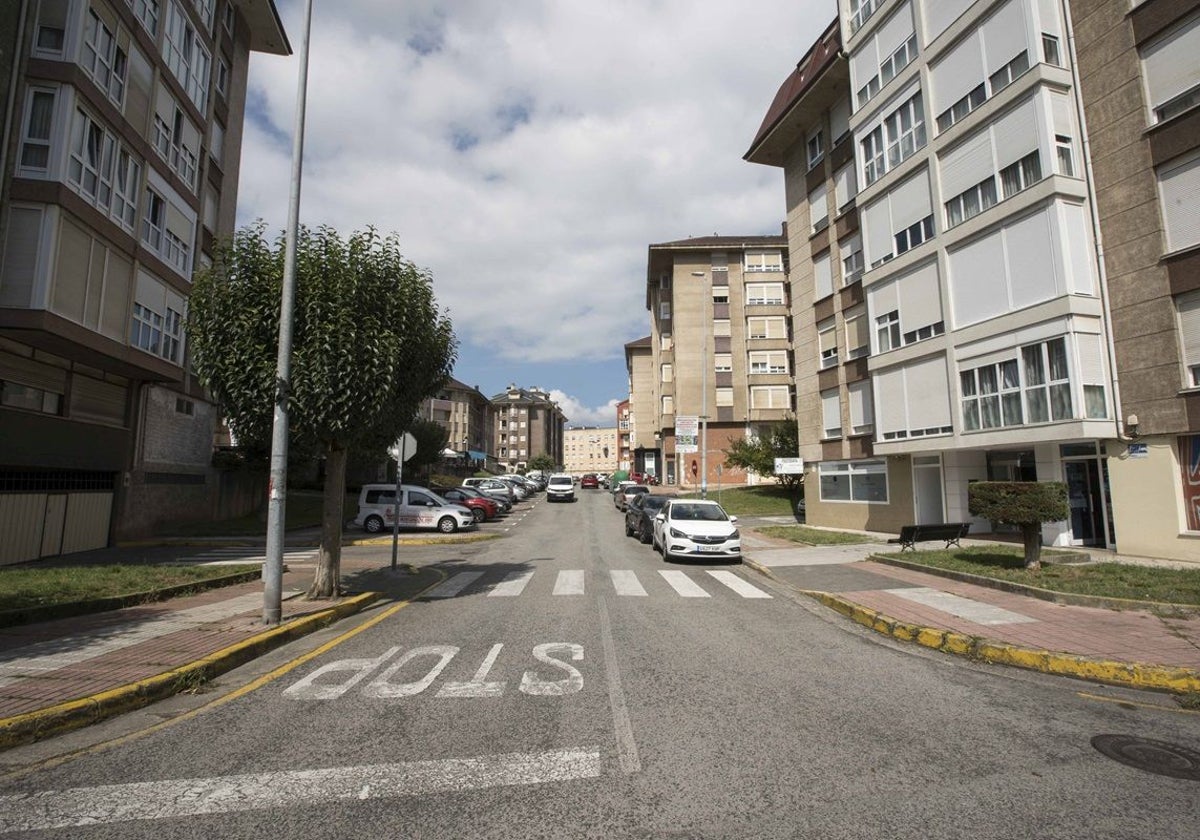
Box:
469, 450, 488, 460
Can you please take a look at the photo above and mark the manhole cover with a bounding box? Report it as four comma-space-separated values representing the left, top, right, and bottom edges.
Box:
1091, 735, 1200, 780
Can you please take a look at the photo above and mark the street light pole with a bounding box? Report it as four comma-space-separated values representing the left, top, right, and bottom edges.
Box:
263, 0, 314, 625
700, 332, 708, 499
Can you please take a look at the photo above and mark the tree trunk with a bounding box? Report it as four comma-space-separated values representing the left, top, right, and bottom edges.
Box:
1021, 523, 1042, 571
307, 440, 347, 599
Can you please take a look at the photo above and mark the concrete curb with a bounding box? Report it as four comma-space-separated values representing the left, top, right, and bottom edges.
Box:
742, 557, 1200, 695
343, 533, 500, 547
0, 592, 380, 750
868, 554, 1200, 614
117, 532, 501, 550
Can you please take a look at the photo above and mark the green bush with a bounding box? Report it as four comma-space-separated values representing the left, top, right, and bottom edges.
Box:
968, 481, 1068, 570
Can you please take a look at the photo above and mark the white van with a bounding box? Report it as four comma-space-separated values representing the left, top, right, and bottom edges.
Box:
354, 484, 476, 534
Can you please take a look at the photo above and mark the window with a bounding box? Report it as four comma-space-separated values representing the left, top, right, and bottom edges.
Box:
748, 316, 786, 340
960, 338, 1073, 431
862, 125, 885, 186
193, 0, 215, 28
821, 389, 841, 439
988, 50, 1030, 95
19, 89, 55, 172
844, 306, 869, 359
885, 92, 926, 170
1022, 339, 1072, 423
1140, 14, 1200, 124
1054, 135, 1075, 177
714, 353, 732, 372
1000, 151, 1042, 198
945, 177, 997, 227
210, 120, 224, 166
662, 395, 674, 414
848, 381, 874, 434
894, 215, 933, 256
661, 333, 672, 350
128, 0, 161, 35
130, 301, 163, 356
841, 235, 864, 285
834, 163, 857, 212
156, 106, 198, 188
1159, 152, 1200, 253
713, 319, 731, 337
849, 0, 879, 35
749, 351, 788, 374
807, 129, 824, 169
164, 1, 211, 111
659, 301, 671, 320
858, 74, 881, 109
712, 286, 729, 304
936, 83, 986, 133
750, 385, 791, 409
35, 0, 67, 56
746, 283, 785, 305
68, 108, 139, 230
660, 273, 671, 289
818, 319, 838, 369
745, 250, 784, 272
809, 182, 828, 232
142, 187, 191, 274
661, 363, 672, 383
876, 310, 900, 352
1042, 33, 1061, 66
902, 320, 944, 346
880, 34, 918, 87
223, 1, 234, 32
216, 57, 229, 98
715, 387, 734, 407
0, 380, 63, 415
82, 10, 128, 105
819, 460, 888, 502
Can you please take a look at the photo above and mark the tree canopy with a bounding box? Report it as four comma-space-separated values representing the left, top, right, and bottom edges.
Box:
968, 481, 1068, 570
722, 418, 803, 493
188, 223, 456, 596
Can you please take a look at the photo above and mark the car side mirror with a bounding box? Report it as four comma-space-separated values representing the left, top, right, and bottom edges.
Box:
655, 513, 665, 522
729, 515, 738, 524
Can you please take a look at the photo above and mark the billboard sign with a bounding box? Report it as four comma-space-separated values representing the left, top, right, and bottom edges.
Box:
675, 415, 699, 454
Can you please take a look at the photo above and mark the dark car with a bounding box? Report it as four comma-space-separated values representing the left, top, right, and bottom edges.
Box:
624, 493, 670, 543
430, 486, 500, 523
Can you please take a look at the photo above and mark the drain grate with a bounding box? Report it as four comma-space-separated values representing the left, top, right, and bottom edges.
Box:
1091, 734, 1200, 780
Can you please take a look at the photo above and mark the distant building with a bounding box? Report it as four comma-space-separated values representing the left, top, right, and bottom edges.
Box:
623, 335, 656, 478
616, 399, 631, 472
418, 377, 492, 468
563, 426, 618, 476
488, 384, 566, 472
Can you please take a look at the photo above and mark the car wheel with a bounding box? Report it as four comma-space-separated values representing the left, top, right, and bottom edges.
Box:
638, 525, 651, 544
624, 519, 634, 537
364, 515, 384, 534
471, 508, 485, 524
437, 516, 457, 534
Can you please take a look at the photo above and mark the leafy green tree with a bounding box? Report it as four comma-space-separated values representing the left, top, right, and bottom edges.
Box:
527, 453, 556, 473
403, 417, 449, 478
722, 417, 803, 494
968, 481, 1068, 570
188, 223, 456, 597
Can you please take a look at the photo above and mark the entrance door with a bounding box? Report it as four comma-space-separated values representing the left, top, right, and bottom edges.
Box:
1064, 460, 1105, 546
913, 457, 945, 524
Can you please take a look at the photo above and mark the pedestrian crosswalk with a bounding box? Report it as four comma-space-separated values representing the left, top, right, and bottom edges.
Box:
422, 569, 773, 601
174, 547, 321, 567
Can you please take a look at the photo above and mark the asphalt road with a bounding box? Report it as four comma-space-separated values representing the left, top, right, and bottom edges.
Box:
1, 489, 1198, 838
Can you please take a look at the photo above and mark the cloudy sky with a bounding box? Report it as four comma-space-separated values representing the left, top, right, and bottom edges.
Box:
235, 1, 832, 426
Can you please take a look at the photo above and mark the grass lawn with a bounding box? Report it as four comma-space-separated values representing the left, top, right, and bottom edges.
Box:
756, 525, 881, 546
0, 564, 260, 612
677, 485, 797, 517
893, 546, 1200, 606
164, 491, 357, 537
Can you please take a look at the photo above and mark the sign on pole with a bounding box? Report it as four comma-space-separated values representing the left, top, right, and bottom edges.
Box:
774, 457, 804, 474
388, 432, 417, 463
675, 415, 699, 454
390, 431, 417, 571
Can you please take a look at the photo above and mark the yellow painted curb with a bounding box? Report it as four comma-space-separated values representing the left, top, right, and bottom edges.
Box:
741, 558, 1200, 695
0, 592, 380, 750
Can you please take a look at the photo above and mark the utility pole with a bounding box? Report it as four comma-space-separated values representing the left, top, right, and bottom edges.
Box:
700, 332, 708, 500
263, 0, 314, 625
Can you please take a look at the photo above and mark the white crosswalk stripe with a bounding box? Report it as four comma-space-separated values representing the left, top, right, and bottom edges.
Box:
418, 569, 771, 601
488, 570, 533, 597
177, 548, 320, 566
658, 570, 711, 598
424, 572, 485, 599
706, 570, 772, 598
610, 570, 647, 597
553, 570, 586, 595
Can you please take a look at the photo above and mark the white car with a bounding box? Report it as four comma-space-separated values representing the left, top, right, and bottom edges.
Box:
354, 484, 476, 534
652, 499, 741, 562
546, 473, 576, 502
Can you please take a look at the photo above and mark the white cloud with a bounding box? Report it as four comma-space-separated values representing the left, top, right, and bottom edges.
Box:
238, 1, 827, 374
550, 390, 622, 428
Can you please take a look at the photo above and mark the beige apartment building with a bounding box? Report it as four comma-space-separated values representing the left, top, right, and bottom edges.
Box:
623, 335, 656, 476
616, 398, 631, 472
644, 234, 792, 489
1068, 0, 1200, 561
419, 376, 492, 467
0, 0, 289, 562
488, 384, 566, 472
563, 426, 618, 476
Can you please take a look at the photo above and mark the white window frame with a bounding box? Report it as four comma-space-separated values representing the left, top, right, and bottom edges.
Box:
807, 128, 824, 170
745, 250, 784, 272
750, 385, 791, 409
818, 319, 838, 370
1000, 151, 1043, 198
713, 353, 733, 372
876, 309, 900, 353
18, 87, 56, 175
746, 282, 785, 305
164, 1, 211, 111
128, 0, 161, 35
818, 459, 889, 503
989, 50, 1031, 96
748, 350, 788, 375
82, 9, 128, 106
747, 316, 786, 340
945, 177, 997, 228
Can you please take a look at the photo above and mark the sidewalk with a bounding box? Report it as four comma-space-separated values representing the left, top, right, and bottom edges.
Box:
741, 529, 1200, 695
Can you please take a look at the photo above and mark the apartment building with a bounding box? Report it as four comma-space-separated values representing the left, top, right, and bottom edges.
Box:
563, 426, 618, 476
1068, 0, 1200, 561
488, 384, 566, 472
645, 234, 791, 489
750, 0, 1119, 548
418, 377, 492, 464
0, 0, 288, 563
615, 398, 631, 472
623, 335, 656, 477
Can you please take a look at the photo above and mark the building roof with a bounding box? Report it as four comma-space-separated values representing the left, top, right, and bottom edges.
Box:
624, 336, 652, 349
744, 19, 846, 167
238, 0, 292, 56
647, 234, 788, 251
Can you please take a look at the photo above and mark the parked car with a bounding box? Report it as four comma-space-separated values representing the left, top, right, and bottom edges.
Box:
354, 484, 476, 534
430, 486, 499, 522
615, 484, 650, 511
459, 484, 511, 513
546, 473, 576, 502
580, 474, 599, 489
652, 499, 741, 562
462, 477, 517, 505
611, 480, 636, 506
624, 493, 670, 543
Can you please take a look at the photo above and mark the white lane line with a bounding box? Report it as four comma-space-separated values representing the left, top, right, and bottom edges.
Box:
658, 570, 710, 598
423, 572, 485, 599
488, 570, 534, 597
0, 593, 285, 686
597, 598, 641, 774
0, 747, 603, 832
706, 570, 772, 599
883, 587, 1037, 625
554, 570, 586, 596
610, 570, 647, 597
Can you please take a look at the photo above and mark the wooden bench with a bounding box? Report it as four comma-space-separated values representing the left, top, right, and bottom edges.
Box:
888, 522, 971, 551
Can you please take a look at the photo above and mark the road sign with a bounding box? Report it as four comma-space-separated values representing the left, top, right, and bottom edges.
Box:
774, 457, 804, 474
676, 416, 699, 454
388, 432, 417, 463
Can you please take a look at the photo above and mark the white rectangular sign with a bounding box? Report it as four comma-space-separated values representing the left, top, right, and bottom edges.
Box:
774, 457, 804, 474
675, 415, 699, 454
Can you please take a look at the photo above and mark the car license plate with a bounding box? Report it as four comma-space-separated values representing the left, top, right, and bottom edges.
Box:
696, 544, 721, 552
